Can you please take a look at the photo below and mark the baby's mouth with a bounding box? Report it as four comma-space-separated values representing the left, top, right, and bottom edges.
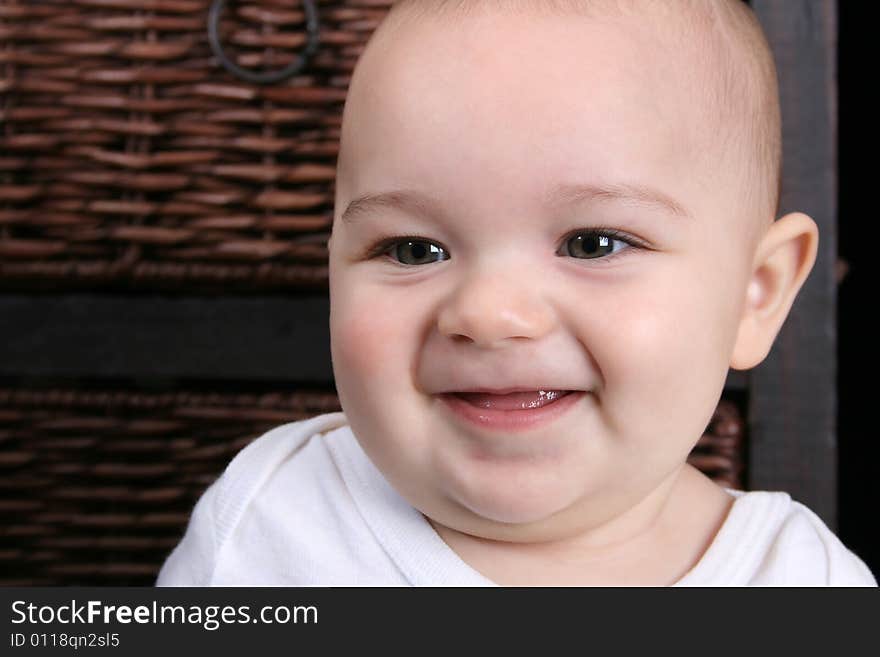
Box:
449, 390, 572, 411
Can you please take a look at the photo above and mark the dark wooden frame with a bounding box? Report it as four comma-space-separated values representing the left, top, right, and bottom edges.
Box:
0, 2, 839, 525
749, 0, 838, 527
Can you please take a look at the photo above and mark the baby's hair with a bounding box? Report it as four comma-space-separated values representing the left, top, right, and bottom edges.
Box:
381, 0, 782, 223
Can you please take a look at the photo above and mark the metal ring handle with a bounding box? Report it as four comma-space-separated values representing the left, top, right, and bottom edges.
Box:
207, 0, 320, 85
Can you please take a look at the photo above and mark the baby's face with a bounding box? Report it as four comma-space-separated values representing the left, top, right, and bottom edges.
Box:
329, 10, 760, 540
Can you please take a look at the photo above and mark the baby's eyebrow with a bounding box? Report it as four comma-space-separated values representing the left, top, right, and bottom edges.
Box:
547, 182, 692, 220
340, 182, 691, 225
341, 189, 443, 225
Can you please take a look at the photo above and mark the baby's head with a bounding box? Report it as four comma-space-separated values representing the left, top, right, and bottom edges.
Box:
327, 0, 818, 544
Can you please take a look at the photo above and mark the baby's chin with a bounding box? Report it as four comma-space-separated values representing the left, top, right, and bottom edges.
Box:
429, 508, 589, 546
463, 497, 567, 527
435, 483, 589, 541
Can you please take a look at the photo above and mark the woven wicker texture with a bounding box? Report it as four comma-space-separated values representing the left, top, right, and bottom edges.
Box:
0, 0, 395, 291
0, 385, 343, 585
0, 387, 745, 585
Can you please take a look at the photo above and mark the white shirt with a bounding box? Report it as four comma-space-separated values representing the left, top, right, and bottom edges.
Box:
156, 412, 877, 587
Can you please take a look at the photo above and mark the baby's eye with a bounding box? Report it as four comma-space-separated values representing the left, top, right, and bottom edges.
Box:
369, 229, 640, 267
557, 231, 633, 260
384, 239, 449, 266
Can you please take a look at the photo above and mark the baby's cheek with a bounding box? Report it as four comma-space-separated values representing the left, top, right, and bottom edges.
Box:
614, 299, 689, 390
331, 286, 408, 383
598, 284, 728, 432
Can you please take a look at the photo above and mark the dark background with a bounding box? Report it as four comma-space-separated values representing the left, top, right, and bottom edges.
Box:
836, 0, 877, 576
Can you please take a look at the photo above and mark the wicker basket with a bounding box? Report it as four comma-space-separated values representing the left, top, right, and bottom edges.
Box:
0, 385, 745, 585
0, 0, 396, 292
0, 384, 342, 585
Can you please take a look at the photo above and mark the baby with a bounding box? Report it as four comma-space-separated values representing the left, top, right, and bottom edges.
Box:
157, 0, 876, 586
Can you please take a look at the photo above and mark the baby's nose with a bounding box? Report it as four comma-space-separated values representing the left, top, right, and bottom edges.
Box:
437, 270, 556, 348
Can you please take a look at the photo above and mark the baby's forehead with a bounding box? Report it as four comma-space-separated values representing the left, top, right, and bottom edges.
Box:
340, 1, 779, 223
385, 0, 739, 61
380, 1, 746, 110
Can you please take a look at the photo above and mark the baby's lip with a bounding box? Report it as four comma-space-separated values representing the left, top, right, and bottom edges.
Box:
442, 387, 580, 395
441, 389, 583, 412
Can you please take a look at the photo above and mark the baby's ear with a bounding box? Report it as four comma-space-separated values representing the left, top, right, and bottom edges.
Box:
729, 212, 819, 370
